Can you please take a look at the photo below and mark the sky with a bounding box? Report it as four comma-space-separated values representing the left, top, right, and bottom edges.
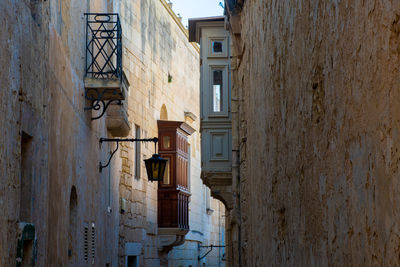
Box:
168, 0, 224, 28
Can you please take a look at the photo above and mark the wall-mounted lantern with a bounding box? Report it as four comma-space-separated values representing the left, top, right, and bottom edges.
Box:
99, 137, 166, 182
144, 154, 167, 182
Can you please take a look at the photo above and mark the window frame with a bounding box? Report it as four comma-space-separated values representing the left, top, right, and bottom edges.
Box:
208, 64, 229, 118
207, 36, 228, 58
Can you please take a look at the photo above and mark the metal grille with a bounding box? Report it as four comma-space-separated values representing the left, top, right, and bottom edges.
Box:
84, 225, 89, 262
91, 223, 95, 265
85, 13, 122, 79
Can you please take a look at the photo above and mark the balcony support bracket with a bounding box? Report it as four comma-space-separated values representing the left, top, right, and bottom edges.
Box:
84, 93, 122, 120
85, 89, 122, 120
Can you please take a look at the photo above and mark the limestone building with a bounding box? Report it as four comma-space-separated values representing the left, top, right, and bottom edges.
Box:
193, 0, 400, 266
0, 0, 225, 266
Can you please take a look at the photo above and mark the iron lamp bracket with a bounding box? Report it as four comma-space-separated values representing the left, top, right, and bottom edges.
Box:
197, 244, 226, 261
99, 137, 158, 172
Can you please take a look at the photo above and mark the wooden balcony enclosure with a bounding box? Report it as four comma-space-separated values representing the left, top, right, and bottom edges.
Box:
157, 120, 195, 230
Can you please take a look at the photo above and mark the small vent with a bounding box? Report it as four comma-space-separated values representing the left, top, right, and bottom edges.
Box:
91, 223, 96, 265
84, 225, 89, 262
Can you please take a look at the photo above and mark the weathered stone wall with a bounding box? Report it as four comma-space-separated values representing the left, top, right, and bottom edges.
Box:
230, 0, 400, 266
1, 0, 122, 265
46, 0, 121, 266
0, 0, 50, 266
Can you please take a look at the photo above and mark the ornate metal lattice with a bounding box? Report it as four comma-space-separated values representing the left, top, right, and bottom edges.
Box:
84, 13, 123, 120
85, 13, 122, 79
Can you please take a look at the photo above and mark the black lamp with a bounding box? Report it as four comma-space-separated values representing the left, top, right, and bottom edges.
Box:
144, 154, 167, 182
99, 137, 167, 181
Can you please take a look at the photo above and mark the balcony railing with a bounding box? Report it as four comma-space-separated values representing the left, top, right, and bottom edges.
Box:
85, 13, 122, 79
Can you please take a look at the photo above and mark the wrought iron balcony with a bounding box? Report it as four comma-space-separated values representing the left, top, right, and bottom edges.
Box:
85, 13, 122, 79
84, 13, 129, 121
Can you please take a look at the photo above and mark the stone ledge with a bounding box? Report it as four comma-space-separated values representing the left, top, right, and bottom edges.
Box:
84, 71, 129, 100
158, 227, 189, 253
106, 102, 131, 137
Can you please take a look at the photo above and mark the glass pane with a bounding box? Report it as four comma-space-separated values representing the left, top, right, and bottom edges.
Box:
163, 136, 170, 149
152, 162, 159, 179
163, 159, 170, 185
212, 41, 223, 53
213, 70, 223, 112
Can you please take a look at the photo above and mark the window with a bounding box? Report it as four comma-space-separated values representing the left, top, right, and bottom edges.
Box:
208, 66, 229, 117
163, 158, 170, 185
212, 41, 223, 53
209, 37, 227, 57
20, 132, 33, 222
213, 70, 223, 112
134, 126, 141, 179
163, 135, 171, 149
68, 186, 78, 260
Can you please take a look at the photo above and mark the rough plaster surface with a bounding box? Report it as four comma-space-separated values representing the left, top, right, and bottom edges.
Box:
231, 0, 400, 266
0, 0, 50, 266
1, 0, 120, 265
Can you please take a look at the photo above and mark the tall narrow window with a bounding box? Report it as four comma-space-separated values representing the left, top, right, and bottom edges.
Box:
162, 136, 171, 149
20, 132, 33, 222
163, 158, 170, 185
68, 186, 77, 261
213, 70, 223, 112
135, 126, 141, 179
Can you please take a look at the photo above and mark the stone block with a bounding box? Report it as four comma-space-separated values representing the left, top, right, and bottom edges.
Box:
125, 242, 142, 256
106, 102, 131, 137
